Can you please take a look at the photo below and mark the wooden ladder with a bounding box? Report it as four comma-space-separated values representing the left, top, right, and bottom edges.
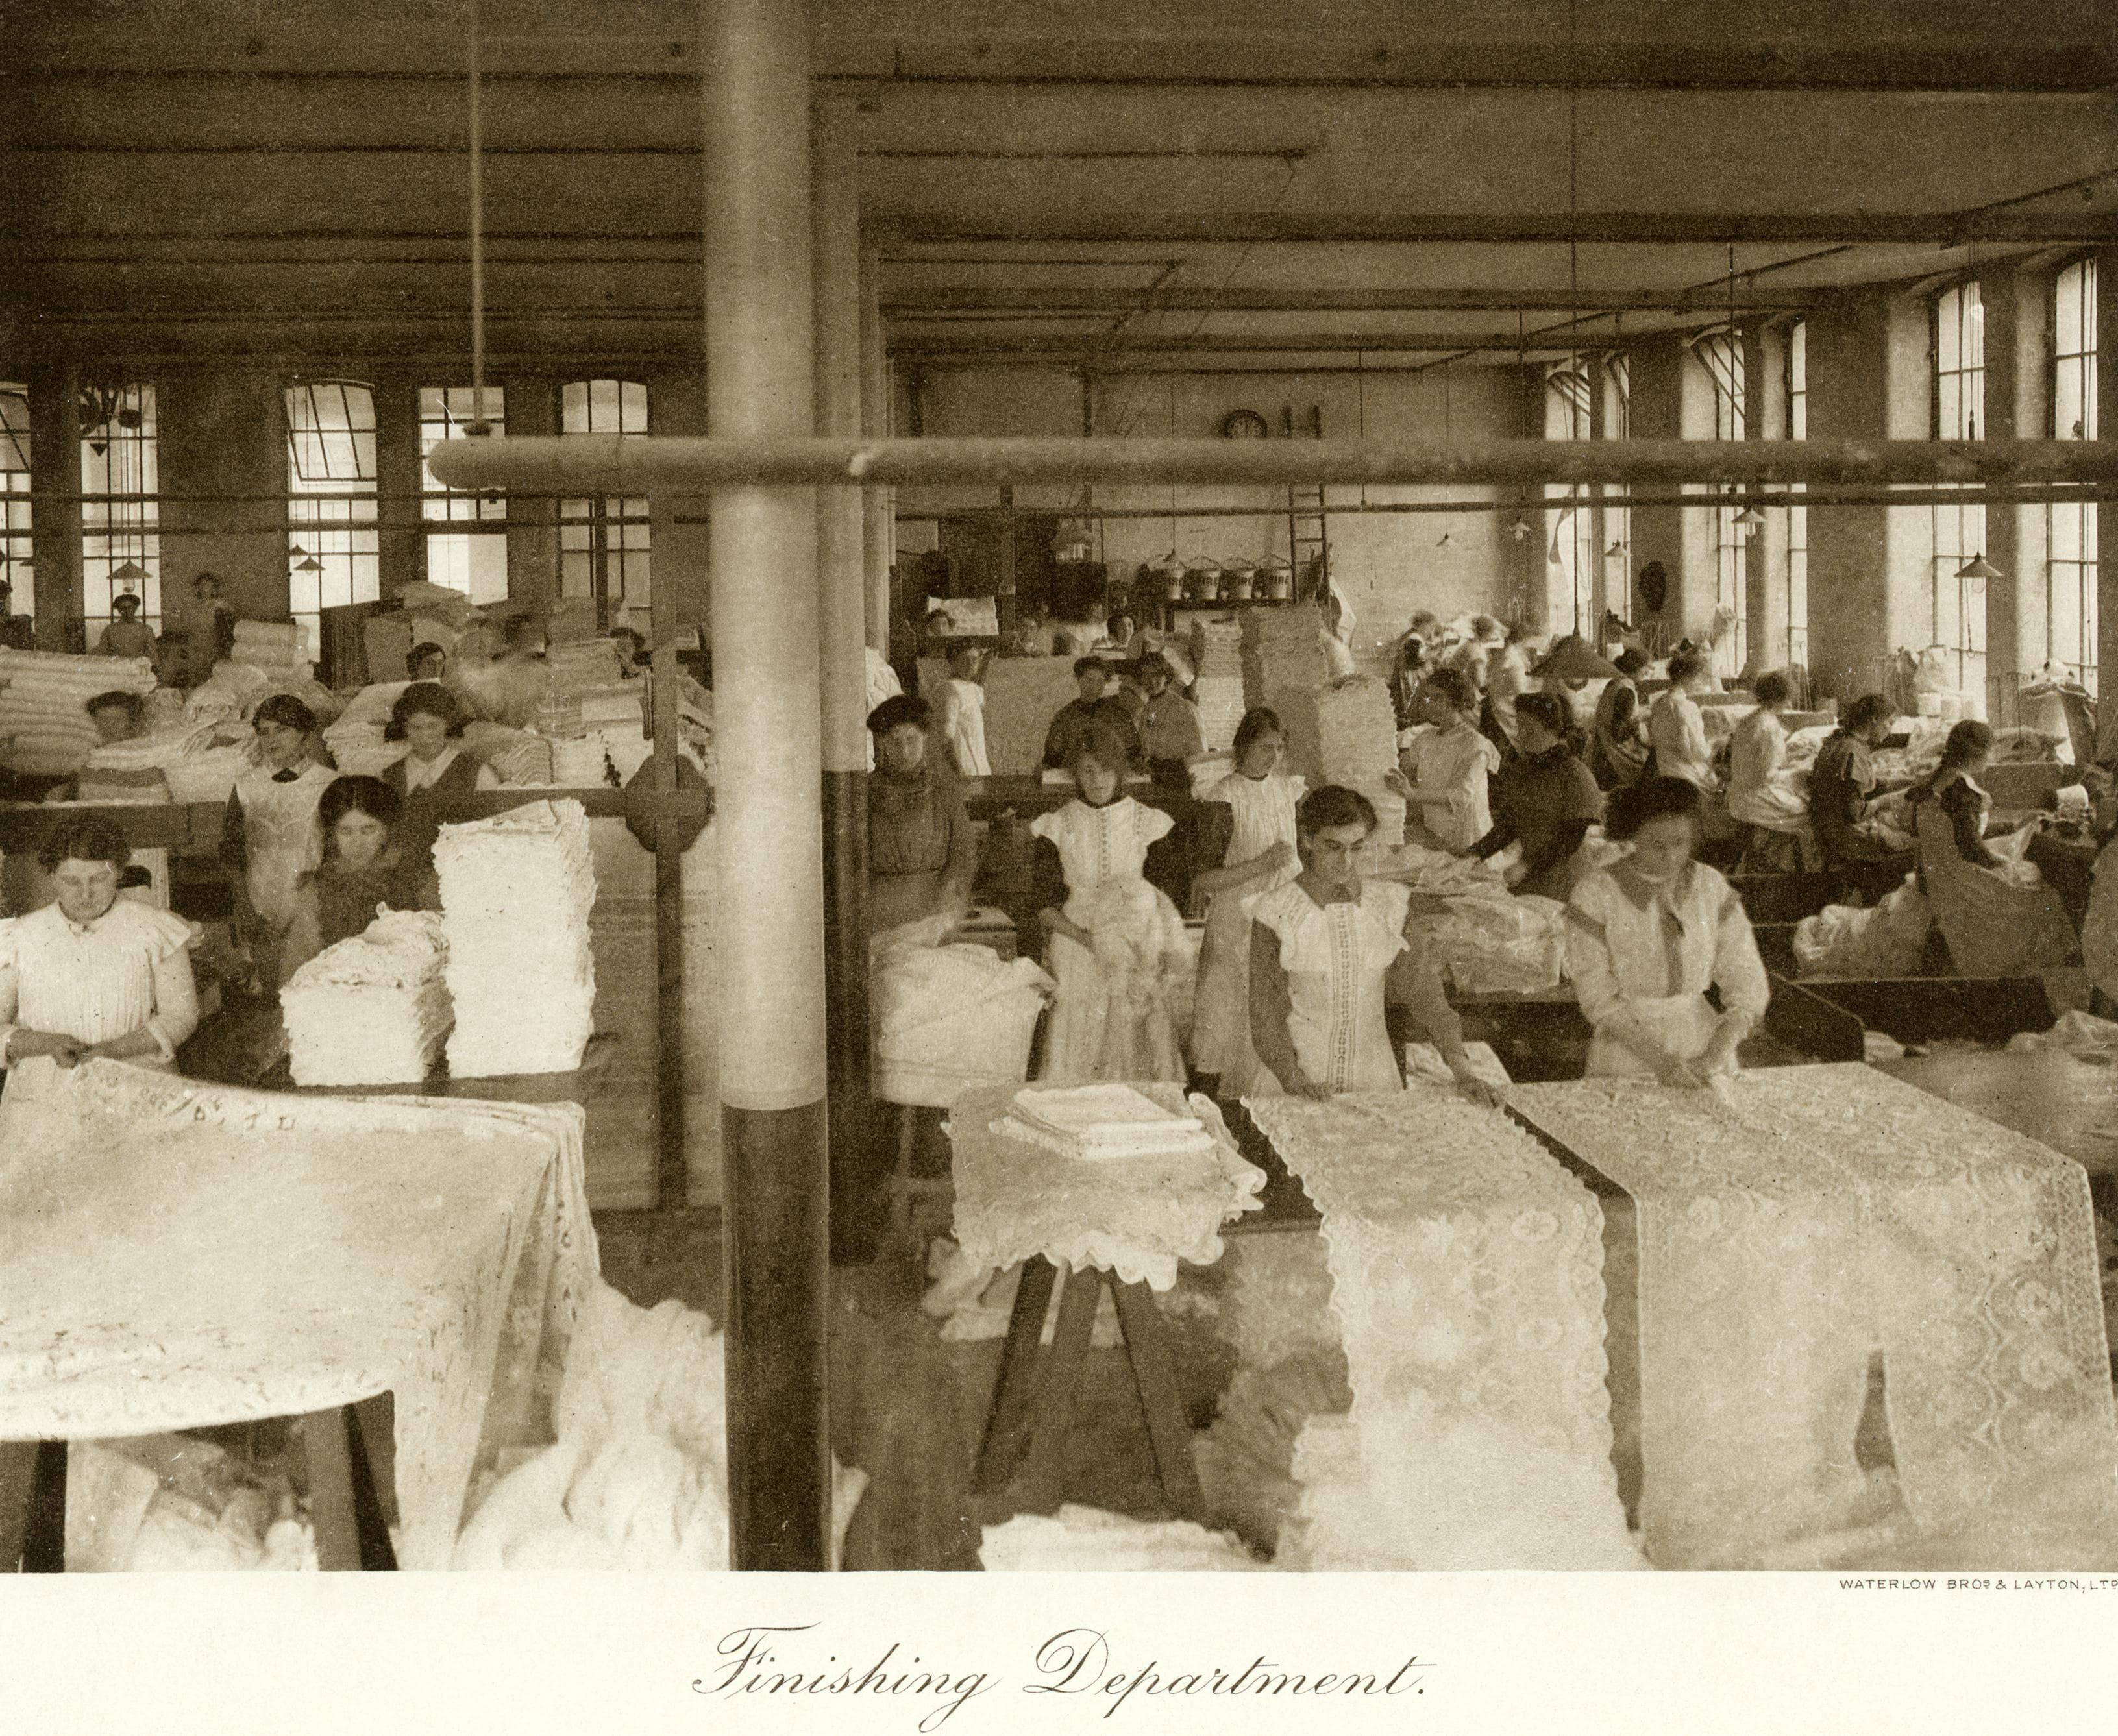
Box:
1282, 403, 1329, 598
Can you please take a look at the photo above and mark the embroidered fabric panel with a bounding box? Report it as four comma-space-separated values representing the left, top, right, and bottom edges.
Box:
1513, 1065, 2118, 1568
0, 1059, 594, 1570
947, 1083, 1266, 1290
1244, 1088, 1645, 1568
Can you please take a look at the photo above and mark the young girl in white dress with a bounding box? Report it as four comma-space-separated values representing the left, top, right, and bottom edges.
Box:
1188, 707, 1304, 1097
1248, 784, 1502, 1105
1028, 723, 1188, 1084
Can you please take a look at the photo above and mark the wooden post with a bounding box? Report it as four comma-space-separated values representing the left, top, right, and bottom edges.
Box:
815, 96, 879, 1265
860, 242, 893, 653
703, 0, 832, 1572
28, 366, 82, 653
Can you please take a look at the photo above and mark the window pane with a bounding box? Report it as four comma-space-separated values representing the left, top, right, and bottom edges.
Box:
421, 383, 506, 522
285, 381, 377, 489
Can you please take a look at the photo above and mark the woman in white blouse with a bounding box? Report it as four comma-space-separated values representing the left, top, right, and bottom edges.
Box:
1647, 648, 1719, 791
1564, 777, 1769, 1085
1389, 666, 1501, 851
1189, 707, 1304, 1097
0, 816, 199, 1073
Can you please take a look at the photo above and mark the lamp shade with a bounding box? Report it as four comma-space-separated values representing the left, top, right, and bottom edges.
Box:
106, 559, 149, 587
1530, 634, 1621, 681
1732, 504, 1767, 529
1954, 553, 2002, 582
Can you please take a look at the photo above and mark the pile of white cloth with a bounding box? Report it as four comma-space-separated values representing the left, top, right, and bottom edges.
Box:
453, 1277, 867, 1569
872, 938, 1053, 1109
1793, 875, 1934, 977
76, 718, 227, 803
0, 648, 158, 774
280, 910, 454, 1086
1410, 888, 1570, 994
1241, 605, 1335, 701
1316, 674, 1404, 844
998, 1082, 1218, 1161
980, 1504, 1265, 1572
1190, 620, 1248, 752
230, 618, 312, 678
545, 636, 626, 697
321, 680, 412, 776
161, 739, 255, 805
436, 798, 597, 1077
64, 1432, 317, 1572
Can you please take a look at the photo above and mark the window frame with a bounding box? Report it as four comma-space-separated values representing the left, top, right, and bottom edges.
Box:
2046, 258, 2097, 694
560, 378, 652, 629
1928, 282, 1988, 696
0, 383, 31, 621
285, 378, 381, 648
80, 380, 162, 635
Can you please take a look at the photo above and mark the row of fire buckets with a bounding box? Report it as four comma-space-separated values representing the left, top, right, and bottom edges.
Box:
1148, 552, 1299, 604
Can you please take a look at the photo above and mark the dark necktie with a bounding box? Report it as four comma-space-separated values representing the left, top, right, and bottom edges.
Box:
272, 769, 299, 783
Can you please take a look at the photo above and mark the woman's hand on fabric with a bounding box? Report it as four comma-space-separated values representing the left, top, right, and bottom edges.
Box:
8, 1029, 83, 1067
1451, 1064, 1508, 1110
1653, 1049, 1708, 1089
1259, 840, 1297, 877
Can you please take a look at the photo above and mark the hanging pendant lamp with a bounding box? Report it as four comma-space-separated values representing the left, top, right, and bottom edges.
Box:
1954, 553, 2002, 583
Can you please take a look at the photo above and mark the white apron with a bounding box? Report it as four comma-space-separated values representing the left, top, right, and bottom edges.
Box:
234, 762, 336, 933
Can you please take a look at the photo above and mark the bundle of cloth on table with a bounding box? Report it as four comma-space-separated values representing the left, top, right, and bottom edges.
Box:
1362, 840, 1571, 994
280, 909, 453, 1087
1868, 717, 2066, 786
0, 648, 159, 775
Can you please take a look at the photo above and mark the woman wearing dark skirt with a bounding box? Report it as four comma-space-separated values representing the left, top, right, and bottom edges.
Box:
382, 681, 499, 886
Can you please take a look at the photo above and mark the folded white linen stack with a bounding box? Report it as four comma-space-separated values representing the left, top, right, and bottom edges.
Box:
545, 637, 626, 697
280, 910, 453, 1086
998, 1082, 1219, 1160
1190, 619, 1248, 750
435, 798, 597, 1077
0, 648, 159, 774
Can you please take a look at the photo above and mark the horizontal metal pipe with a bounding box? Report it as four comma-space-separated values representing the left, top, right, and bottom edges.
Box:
428, 435, 2118, 494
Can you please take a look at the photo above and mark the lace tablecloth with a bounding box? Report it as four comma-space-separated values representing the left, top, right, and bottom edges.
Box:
0, 1058, 595, 1571
1244, 1088, 1645, 1569
946, 1084, 1265, 1291
1513, 1064, 2118, 1568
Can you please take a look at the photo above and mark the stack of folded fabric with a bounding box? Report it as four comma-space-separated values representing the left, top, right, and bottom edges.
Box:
1190, 619, 1248, 752
280, 910, 453, 1086
1316, 674, 1403, 844
483, 731, 555, 788
162, 739, 254, 805
545, 635, 626, 698
0, 648, 159, 775
76, 719, 225, 803
1240, 604, 1334, 704
228, 619, 314, 682
997, 1082, 1220, 1161
435, 799, 597, 1077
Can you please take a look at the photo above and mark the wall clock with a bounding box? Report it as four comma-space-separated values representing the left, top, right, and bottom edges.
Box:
1218, 409, 1270, 440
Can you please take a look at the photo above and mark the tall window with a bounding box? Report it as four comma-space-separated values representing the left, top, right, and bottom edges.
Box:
0, 384, 30, 618
421, 385, 510, 605
286, 380, 380, 648
80, 382, 161, 634
560, 379, 650, 627
1601, 353, 1632, 630
1781, 319, 1809, 666
1544, 359, 1597, 637
1930, 282, 1987, 695
1694, 330, 1748, 679
2049, 259, 2097, 692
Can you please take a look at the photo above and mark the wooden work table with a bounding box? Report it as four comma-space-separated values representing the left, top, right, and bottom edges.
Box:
1878, 1049, 2118, 1184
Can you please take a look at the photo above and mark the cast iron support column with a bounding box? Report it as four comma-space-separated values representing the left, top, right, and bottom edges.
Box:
28, 367, 82, 654
704, 0, 831, 1572
815, 95, 878, 1265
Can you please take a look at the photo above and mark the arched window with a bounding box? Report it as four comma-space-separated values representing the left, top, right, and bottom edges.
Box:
1690, 329, 1748, 681
2048, 260, 2097, 692
286, 379, 381, 648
